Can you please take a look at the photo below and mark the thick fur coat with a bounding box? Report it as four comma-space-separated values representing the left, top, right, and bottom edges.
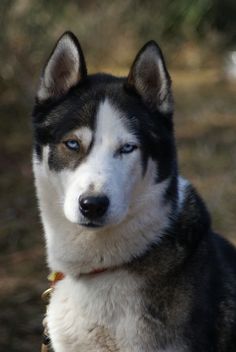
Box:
33, 32, 236, 351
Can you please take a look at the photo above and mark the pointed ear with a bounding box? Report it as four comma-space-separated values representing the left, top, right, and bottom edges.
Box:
37, 31, 87, 102
126, 41, 173, 114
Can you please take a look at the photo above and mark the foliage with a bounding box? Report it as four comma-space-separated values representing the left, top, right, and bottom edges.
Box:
0, 0, 236, 105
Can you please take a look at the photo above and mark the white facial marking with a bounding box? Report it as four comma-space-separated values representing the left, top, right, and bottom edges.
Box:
94, 99, 138, 146
74, 127, 92, 150
33, 98, 172, 277
64, 99, 140, 225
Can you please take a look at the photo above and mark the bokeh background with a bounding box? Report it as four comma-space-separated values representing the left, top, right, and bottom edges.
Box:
0, 1, 236, 350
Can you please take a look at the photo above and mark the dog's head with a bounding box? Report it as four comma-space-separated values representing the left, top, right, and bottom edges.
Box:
33, 32, 177, 274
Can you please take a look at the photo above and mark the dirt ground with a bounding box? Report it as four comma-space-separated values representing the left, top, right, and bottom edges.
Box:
0, 69, 236, 351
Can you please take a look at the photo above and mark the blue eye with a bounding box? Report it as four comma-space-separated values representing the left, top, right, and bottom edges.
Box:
119, 144, 137, 154
64, 140, 80, 151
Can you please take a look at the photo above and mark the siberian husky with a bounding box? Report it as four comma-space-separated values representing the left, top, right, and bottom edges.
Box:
33, 32, 236, 351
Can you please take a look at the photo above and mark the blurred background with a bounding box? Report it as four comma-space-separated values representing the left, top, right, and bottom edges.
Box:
0, 0, 236, 350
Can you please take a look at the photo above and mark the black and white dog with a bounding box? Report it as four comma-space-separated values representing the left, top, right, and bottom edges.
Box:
33, 32, 236, 351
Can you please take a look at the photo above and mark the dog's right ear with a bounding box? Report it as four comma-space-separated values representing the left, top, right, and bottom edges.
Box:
37, 32, 87, 102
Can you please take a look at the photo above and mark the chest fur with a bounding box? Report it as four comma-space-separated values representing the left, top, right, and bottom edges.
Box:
47, 271, 144, 351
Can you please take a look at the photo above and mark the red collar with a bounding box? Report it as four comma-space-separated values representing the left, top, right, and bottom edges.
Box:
48, 268, 107, 286
48, 272, 65, 286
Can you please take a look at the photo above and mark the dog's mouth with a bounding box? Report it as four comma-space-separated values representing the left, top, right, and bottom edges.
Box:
79, 221, 104, 229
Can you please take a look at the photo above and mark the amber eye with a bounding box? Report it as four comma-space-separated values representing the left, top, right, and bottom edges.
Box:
119, 144, 138, 154
64, 140, 80, 151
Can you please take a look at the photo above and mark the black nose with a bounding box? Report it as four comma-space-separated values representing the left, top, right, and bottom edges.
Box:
79, 194, 109, 219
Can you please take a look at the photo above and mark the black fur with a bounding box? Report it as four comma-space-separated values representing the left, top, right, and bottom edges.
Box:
33, 72, 177, 186
32, 32, 236, 351
128, 185, 236, 351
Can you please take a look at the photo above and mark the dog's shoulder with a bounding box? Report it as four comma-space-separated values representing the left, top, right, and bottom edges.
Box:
126, 180, 236, 350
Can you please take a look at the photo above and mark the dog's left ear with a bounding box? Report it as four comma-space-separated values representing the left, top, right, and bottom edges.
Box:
126, 41, 173, 114
37, 31, 87, 102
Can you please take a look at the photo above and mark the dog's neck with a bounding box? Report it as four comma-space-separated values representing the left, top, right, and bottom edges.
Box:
49, 267, 110, 285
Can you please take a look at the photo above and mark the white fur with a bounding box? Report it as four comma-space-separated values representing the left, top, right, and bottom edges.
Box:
34, 99, 171, 276
64, 100, 141, 225
33, 99, 176, 351
74, 127, 92, 149
47, 271, 142, 351
47, 271, 183, 351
